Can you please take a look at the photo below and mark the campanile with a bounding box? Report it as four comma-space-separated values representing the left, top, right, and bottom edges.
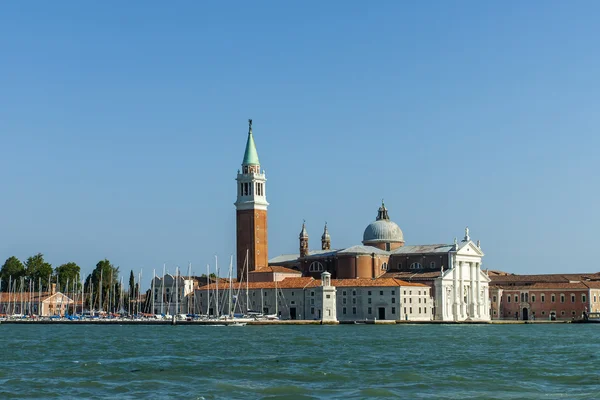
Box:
235, 119, 269, 279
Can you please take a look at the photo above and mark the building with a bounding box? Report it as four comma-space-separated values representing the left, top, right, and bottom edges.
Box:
231, 120, 489, 321
150, 274, 196, 315
195, 272, 431, 322
0, 284, 74, 317
489, 273, 600, 320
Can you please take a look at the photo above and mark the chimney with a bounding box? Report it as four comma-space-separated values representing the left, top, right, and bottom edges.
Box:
51, 283, 56, 295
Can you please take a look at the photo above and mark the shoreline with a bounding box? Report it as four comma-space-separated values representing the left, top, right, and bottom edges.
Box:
0, 319, 576, 325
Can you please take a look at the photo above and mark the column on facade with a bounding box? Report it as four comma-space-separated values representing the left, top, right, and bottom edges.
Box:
470, 261, 476, 318
453, 256, 458, 320
459, 261, 464, 319
476, 262, 481, 317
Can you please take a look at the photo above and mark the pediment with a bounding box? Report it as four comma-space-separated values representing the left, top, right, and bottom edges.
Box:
456, 241, 484, 257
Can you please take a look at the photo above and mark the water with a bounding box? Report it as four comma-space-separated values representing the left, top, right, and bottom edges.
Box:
1, 324, 599, 399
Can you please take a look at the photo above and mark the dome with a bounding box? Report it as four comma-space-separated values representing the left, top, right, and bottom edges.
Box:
362, 201, 404, 245
362, 220, 404, 243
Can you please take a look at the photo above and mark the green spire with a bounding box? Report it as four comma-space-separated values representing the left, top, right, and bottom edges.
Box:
242, 119, 260, 166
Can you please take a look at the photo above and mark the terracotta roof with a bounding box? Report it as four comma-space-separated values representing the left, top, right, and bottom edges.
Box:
332, 278, 427, 288
490, 273, 600, 285
0, 292, 73, 302
199, 277, 427, 290
383, 271, 442, 280
584, 281, 600, 289
391, 244, 453, 255
250, 266, 302, 274
498, 282, 588, 290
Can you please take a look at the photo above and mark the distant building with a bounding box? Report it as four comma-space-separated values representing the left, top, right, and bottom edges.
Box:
489, 273, 600, 320
0, 284, 73, 317
150, 274, 196, 315
196, 273, 431, 322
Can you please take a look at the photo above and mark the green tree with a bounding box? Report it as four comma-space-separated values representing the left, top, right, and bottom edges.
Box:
85, 259, 120, 311
55, 262, 81, 292
25, 253, 53, 290
129, 270, 135, 299
0, 256, 25, 290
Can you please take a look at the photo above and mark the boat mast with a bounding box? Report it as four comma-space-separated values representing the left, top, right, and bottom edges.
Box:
161, 264, 165, 315
99, 268, 103, 313
206, 264, 210, 316
246, 249, 249, 313
152, 269, 155, 315
175, 267, 179, 316
38, 277, 42, 316
215, 256, 219, 318
229, 255, 233, 317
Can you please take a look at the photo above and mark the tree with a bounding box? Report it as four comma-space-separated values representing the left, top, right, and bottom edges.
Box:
85, 259, 120, 311
55, 262, 81, 292
24, 253, 53, 290
129, 270, 135, 299
0, 256, 25, 291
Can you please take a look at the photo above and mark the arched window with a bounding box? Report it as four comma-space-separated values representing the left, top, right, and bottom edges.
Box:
309, 261, 324, 272
410, 262, 422, 270
381, 262, 388, 271
430, 262, 435, 269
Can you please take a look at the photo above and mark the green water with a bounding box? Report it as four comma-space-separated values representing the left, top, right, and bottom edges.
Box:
1, 324, 599, 399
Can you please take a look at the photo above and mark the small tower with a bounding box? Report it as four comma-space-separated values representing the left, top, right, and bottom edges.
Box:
299, 220, 309, 258
235, 119, 269, 279
321, 222, 331, 250
320, 271, 337, 322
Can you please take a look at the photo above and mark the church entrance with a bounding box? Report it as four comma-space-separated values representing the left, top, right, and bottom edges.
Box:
378, 307, 386, 320
290, 308, 297, 320
522, 308, 529, 321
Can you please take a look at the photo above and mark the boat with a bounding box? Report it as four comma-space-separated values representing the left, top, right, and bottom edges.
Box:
585, 312, 600, 323
229, 322, 247, 326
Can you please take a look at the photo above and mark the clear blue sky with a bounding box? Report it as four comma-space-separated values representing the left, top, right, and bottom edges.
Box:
1, 2, 598, 287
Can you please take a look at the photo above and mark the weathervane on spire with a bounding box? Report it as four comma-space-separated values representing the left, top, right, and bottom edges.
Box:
248, 119, 253, 133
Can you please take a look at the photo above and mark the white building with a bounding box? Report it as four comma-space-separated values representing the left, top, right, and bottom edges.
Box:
150, 274, 196, 315
196, 273, 430, 322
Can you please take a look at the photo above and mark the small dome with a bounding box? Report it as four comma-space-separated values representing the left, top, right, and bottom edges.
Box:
362, 220, 404, 244
362, 201, 404, 245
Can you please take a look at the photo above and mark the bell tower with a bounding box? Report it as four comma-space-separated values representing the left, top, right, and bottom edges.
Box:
235, 119, 269, 279
299, 221, 309, 258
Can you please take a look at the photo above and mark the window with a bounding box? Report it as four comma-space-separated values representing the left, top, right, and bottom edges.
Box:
311, 291, 314, 297
385, 243, 391, 251
561, 311, 565, 316
380, 290, 384, 296
342, 291, 347, 296
514, 295, 518, 303
368, 291, 372, 296
404, 291, 406, 295
265, 292, 268, 296
392, 298, 395, 303
419, 307, 421, 314
309, 262, 324, 272
424, 298, 427, 304
381, 262, 388, 271
542, 311, 545, 315
343, 307, 347, 315
343, 298, 347, 304
551, 294, 555, 303
352, 307, 357, 314
310, 299, 314, 305
594, 295, 597, 303
560, 294, 565, 303
403, 298, 406, 303
418, 298, 421, 304
409, 307, 412, 314
410, 262, 422, 270
326, 294, 331, 299
521, 293, 525, 302
418, 291, 421, 295
583, 294, 587, 303
291, 292, 294, 296
291, 301, 295, 305
368, 307, 372, 314
572, 311, 576, 316
531, 295, 535, 303
424, 307, 427, 314
541, 294, 545, 303
392, 290, 395, 295
571, 294, 575, 303
311, 307, 315, 314
430, 261, 435, 269
352, 290, 356, 296
507, 296, 511, 303
352, 298, 356, 304
404, 307, 407, 314
392, 307, 396, 314
368, 298, 372, 304
409, 298, 412, 304
398, 263, 402, 269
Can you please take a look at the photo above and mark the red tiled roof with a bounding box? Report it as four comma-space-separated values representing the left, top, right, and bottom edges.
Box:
199, 277, 427, 290
0, 292, 73, 302
250, 266, 302, 274
498, 282, 588, 290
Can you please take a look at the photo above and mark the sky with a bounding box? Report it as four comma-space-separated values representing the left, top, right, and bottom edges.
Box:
1, 2, 599, 288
